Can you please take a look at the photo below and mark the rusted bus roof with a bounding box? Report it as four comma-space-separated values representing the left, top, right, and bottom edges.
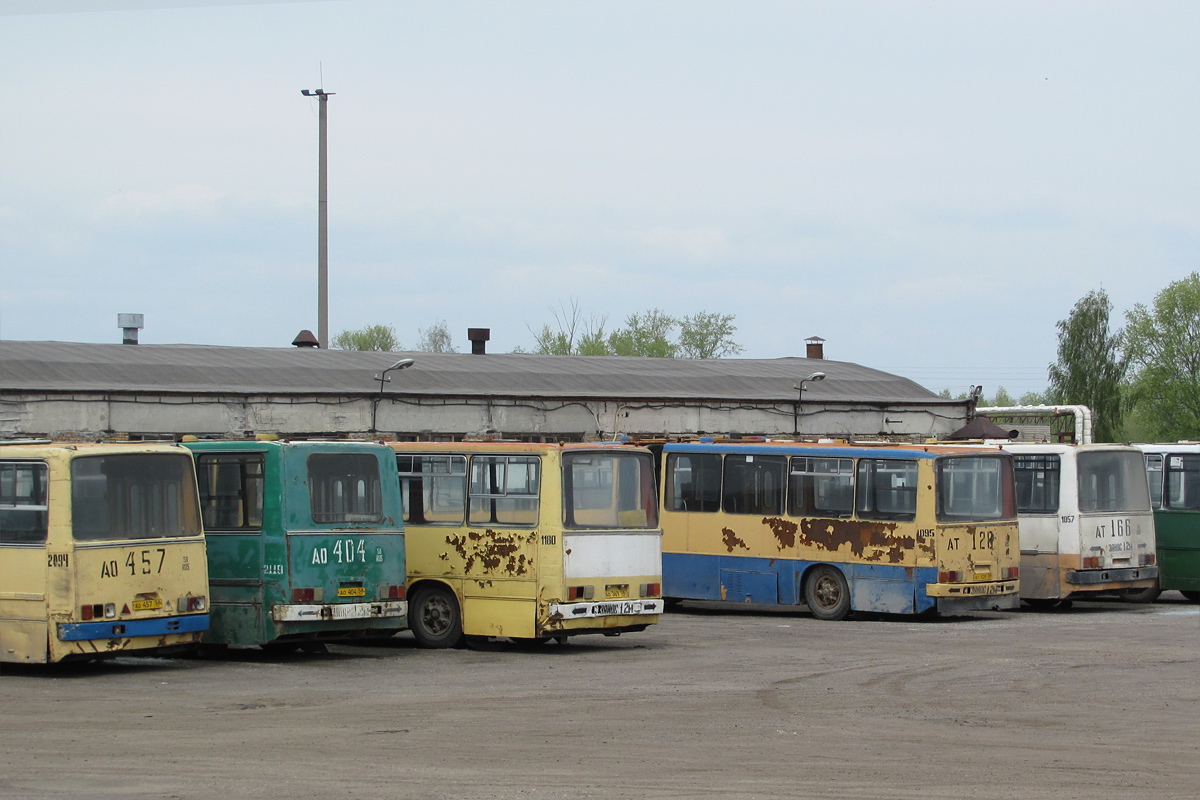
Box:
0, 340, 953, 405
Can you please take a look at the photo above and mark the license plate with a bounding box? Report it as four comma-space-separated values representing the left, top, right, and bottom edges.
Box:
132, 599, 162, 611
605, 585, 628, 598
337, 587, 366, 598
973, 571, 992, 581
592, 601, 642, 616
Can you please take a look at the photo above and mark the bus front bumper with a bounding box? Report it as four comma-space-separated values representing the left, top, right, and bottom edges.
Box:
549, 599, 664, 620
271, 600, 407, 623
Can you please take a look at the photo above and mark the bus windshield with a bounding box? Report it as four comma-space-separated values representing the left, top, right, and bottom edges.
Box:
563, 451, 658, 529
1078, 450, 1151, 513
71, 453, 202, 541
936, 455, 1015, 522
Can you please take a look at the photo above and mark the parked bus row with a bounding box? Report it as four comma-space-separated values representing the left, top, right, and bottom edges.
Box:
3, 435, 1194, 664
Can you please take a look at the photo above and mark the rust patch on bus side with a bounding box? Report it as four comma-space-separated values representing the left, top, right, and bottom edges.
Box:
796, 519, 915, 563
763, 517, 797, 549
445, 530, 533, 576
721, 528, 749, 552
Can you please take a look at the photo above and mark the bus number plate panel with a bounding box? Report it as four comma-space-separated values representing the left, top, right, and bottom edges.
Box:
132, 599, 163, 611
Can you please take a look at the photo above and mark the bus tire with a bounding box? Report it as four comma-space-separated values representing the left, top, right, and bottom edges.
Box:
1181, 591, 1200, 603
804, 565, 851, 621
1118, 585, 1161, 604
409, 585, 463, 649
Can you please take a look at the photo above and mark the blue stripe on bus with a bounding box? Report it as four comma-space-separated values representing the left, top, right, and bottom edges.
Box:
57, 614, 210, 641
663, 552, 937, 615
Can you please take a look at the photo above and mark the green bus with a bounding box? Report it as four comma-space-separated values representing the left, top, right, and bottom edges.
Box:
183, 439, 407, 649
1135, 444, 1200, 603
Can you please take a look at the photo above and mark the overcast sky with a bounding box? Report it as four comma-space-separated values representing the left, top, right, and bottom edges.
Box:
1, 1, 1196, 396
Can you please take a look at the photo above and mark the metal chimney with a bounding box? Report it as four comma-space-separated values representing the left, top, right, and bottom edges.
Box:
468, 328, 490, 355
292, 330, 319, 348
118, 314, 144, 345
805, 336, 825, 360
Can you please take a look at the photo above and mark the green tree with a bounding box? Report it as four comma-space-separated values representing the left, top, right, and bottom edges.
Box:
332, 324, 400, 351
1047, 289, 1126, 442
1124, 272, 1200, 441
608, 308, 678, 358
531, 299, 611, 355
677, 311, 744, 359
416, 320, 458, 353
988, 386, 1016, 407
1018, 390, 1050, 406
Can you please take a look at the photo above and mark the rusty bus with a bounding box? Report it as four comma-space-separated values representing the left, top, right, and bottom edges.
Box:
656, 441, 1020, 619
390, 442, 663, 647
1002, 443, 1157, 607
0, 442, 209, 663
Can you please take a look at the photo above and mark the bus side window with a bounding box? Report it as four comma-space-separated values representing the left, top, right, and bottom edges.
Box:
397, 454, 467, 525
1167, 455, 1200, 511
722, 454, 785, 516
0, 461, 49, 544
1144, 454, 1163, 509
196, 453, 264, 530
666, 453, 721, 513
856, 459, 917, 522
789, 457, 853, 518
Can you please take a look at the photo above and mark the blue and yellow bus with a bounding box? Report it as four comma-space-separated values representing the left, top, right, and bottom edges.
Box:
656, 441, 1020, 619
1, 442, 209, 663
183, 439, 407, 650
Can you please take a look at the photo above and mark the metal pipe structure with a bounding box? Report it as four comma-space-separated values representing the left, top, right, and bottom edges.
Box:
301, 88, 335, 348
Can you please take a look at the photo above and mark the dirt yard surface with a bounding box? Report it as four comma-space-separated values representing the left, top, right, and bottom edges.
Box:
2, 594, 1198, 800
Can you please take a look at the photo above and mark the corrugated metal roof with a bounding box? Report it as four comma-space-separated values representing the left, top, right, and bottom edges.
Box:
0, 340, 952, 405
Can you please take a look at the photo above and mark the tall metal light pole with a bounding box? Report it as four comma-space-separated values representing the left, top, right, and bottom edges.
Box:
301, 88, 335, 349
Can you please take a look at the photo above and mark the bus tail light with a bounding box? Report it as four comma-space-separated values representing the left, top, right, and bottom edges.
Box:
567, 585, 595, 601
1082, 557, 1101, 569
640, 583, 661, 598
939, 571, 963, 583
387, 585, 406, 600
178, 595, 207, 612
1141, 554, 1156, 566
1001, 566, 1019, 580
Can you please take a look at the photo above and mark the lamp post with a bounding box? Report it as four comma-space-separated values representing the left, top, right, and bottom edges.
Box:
792, 371, 826, 437
301, 87, 335, 349
371, 358, 414, 435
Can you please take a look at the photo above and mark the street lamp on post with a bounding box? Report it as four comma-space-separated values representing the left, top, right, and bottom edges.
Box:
301, 87, 335, 349
792, 371, 826, 437
372, 358, 415, 435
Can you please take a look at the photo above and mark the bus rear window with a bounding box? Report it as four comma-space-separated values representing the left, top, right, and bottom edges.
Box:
0, 461, 49, 544
1078, 451, 1151, 513
71, 454, 201, 541
936, 456, 1015, 522
564, 452, 658, 529
307, 453, 384, 524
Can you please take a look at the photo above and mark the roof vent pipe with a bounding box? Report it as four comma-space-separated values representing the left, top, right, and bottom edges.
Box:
118, 314, 144, 345
468, 328, 490, 355
292, 330, 319, 348
805, 336, 825, 360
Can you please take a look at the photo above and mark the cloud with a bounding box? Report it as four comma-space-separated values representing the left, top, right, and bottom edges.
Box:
96, 184, 226, 220
638, 227, 730, 260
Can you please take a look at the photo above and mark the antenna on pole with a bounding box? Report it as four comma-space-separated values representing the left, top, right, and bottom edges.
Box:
301, 86, 335, 349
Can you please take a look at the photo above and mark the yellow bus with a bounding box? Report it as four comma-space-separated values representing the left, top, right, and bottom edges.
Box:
658, 441, 1021, 619
1, 442, 209, 663
390, 442, 663, 647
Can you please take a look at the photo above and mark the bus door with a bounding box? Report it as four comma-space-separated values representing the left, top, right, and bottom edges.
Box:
193, 449, 268, 645
1012, 453, 1065, 599
1158, 453, 1200, 593
0, 458, 50, 663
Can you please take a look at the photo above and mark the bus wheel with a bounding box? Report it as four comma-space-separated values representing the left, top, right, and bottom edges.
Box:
409, 585, 463, 649
804, 566, 851, 621
1181, 591, 1200, 603
1118, 586, 1161, 604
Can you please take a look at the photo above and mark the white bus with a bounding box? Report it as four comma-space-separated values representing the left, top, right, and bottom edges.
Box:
1003, 443, 1157, 607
